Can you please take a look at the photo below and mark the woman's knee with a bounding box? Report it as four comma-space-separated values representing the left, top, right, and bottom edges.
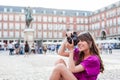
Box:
55, 59, 66, 66
54, 63, 65, 71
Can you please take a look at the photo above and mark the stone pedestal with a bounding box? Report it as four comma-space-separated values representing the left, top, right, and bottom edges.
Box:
24, 28, 34, 47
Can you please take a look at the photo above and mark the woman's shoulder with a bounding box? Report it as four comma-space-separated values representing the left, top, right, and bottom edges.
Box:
81, 55, 100, 68
83, 55, 100, 64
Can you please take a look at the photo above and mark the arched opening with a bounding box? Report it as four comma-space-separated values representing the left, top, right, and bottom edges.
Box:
101, 31, 106, 40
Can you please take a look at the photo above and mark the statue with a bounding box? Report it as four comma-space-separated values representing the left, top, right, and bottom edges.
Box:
25, 7, 33, 28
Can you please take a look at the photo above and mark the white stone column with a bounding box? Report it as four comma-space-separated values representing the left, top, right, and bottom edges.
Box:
24, 28, 35, 48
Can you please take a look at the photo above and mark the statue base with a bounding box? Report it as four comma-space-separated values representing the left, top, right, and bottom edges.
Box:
24, 28, 35, 48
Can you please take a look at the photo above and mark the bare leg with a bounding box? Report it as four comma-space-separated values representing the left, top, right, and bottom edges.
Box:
49, 63, 77, 80
55, 58, 67, 66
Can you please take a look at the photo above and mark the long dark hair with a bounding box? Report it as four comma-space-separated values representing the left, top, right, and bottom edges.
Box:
76, 32, 104, 73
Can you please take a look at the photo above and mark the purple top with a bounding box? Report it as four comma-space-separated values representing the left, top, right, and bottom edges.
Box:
73, 55, 100, 80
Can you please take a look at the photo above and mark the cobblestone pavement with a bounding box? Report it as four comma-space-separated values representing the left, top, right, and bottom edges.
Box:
0, 50, 120, 80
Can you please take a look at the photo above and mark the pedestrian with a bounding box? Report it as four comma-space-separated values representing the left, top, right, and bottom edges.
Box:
108, 44, 112, 54
31, 43, 35, 54
39, 46, 43, 54
43, 45, 47, 54
8, 41, 14, 55
19, 44, 24, 55
49, 32, 104, 80
24, 41, 30, 57
14, 42, 20, 55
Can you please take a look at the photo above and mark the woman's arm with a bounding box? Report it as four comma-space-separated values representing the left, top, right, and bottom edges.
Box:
58, 38, 75, 57
58, 41, 69, 57
68, 51, 85, 73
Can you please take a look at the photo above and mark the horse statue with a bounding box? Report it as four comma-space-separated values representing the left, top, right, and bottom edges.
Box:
25, 7, 33, 28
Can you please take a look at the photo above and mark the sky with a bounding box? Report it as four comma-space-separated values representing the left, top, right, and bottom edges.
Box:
0, 0, 120, 11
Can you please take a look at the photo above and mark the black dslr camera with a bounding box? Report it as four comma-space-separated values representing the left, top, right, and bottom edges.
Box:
66, 32, 79, 46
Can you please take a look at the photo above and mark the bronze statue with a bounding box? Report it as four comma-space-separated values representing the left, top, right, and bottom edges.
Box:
25, 7, 33, 28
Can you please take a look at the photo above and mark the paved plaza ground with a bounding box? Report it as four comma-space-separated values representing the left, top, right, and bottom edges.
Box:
0, 49, 120, 80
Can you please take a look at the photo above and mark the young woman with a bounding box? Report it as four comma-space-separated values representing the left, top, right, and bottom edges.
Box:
49, 32, 104, 80
24, 41, 30, 56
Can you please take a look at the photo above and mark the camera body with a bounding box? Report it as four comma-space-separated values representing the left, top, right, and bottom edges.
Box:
66, 32, 79, 46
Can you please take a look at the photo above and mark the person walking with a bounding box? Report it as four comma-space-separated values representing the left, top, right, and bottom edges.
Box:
49, 32, 104, 80
24, 41, 30, 57
108, 44, 112, 54
14, 42, 20, 55
8, 41, 14, 55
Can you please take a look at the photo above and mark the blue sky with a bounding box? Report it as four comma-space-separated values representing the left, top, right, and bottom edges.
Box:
0, 0, 120, 11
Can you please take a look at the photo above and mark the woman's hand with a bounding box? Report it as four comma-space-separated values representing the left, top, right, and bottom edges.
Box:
63, 38, 74, 51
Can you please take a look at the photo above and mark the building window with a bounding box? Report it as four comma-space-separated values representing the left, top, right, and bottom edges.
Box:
85, 25, 88, 31
48, 32, 52, 38
58, 32, 62, 38
33, 16, 36, 22
38, 32, 42, 38
21, 9, 24, 13
15, 15, 20, 21
113, 18, 116, 26
118, 27, 120, 33
9, 23, 14, 30
53, 24, 57, 30
85, 18, 88, 24
110, 28, 112, 34
48, 24, 52, 30
114, 28, 116, 33
43, 24, 47, 30
43, 32, 47, 38
15, 23, 20, 30
102, 22, 105, 28
9, 15, 14, 21
43, 10, 46, 14
48, 16, 52, 22
80, 25, 84, 31
70, 17, 73, 23
76, 12, 79, 16
62, 11, 65, 15
54, 32, 57, 38
77, 18, 80, 23
15, 31, 19, 38
3, 23, 8, 30
38, 16, 42, 22
43, 16, 47, 22
9, 31, 14, 37
21, 32, 24, 38
63, 17, 66, 23
80, 18, 83, 23
58, 17, 62, 23
77, 25, 80, 31
3, 31, 7, 38
53, 17, 57, 22
4, 8, 7, 12
32, 23, 36, 30
3, 15, 8, 21
63, 25, 66, 30
38, 24, 42, 30
53, 10, 56, 15
9, 8, 13, 12
69, 25, 73, 30
33, 9, 36, 14
34, 31, 36, 38
21, 23, 25, 30
21, 15, 25, 21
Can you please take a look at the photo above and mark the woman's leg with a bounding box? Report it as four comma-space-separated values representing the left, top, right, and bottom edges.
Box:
49, 63, 77, 80
55, 58, 67, 66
